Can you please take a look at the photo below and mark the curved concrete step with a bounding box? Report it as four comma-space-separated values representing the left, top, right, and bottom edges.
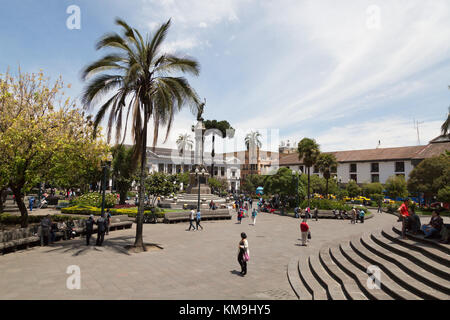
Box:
318, 248, 368, 300
298, 255, 327, 300
371, 231, 450, 281
382, 229, 450, 267
329, 245, 393, 300
367, 232, 450, 295
392, 226, 450, 255
308, 255, 346, 300
350, 237, 443, 300
287, 258, 312, 300
339, 242, 420, 300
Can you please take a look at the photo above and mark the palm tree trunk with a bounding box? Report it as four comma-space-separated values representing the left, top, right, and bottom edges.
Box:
307, 166, 311, 208
326, 178, 329, 198
211, 134, 215, 177
134, 119, 147, 250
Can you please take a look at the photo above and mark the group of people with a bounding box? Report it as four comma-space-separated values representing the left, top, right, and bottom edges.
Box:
39, 210, 112, 247
187, 209, 203, 231
398, 199, 447, 242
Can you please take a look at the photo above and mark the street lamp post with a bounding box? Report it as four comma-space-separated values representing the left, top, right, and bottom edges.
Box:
100, 154, 113, 217
292, 169, 302, 216
195, 167, 206, 211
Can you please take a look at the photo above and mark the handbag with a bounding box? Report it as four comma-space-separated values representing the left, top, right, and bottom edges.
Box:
244, 251, 250, 262
308, 231, 311, 240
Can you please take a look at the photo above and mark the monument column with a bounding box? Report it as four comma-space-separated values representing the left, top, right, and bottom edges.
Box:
194, 120, 205, 166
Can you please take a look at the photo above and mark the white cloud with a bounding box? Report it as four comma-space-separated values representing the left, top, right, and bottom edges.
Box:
198, 22, 207, 28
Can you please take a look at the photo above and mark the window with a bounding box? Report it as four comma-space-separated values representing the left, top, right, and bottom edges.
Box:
350, 174, 357, 182
395, 162, 405, 172
350, 163, 357, 173
232, 171, 236, 177
313, 166, 319, 174
158, 163, 164, 172
299, 166, 304, 173
371, 174, 379, 183
221, 167, 225, 176
214, 168, 218, 176
167, 164, 172, 173
371, 163, 379, 173
183, 165, 189, 172
176, 165, 181, 173
331, 166, 337, 173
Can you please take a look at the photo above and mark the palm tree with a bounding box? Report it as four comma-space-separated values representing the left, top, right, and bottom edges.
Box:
441, 106, 450, 137
245, 131, 262, 173
81, 18, 200, 250
297, 138, 320, 208
204, 120, 234, 177
176, 133, 193, 157
316, 153, 337, 198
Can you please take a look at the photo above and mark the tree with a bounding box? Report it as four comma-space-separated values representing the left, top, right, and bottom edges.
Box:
407, 154, 450, 203
385, 175, 408, 200
316, 153, 337, 197
346, 180, 361, 198
208, 177, 228, 195
297, 138, 320, 208
240, 174, 266, 196
111, 145, 136, 204
204, 120, 234, 177
0, 69, 107, 226
264, 167, 306, 208
81, 18, 200, 250
145, 172, 178, 207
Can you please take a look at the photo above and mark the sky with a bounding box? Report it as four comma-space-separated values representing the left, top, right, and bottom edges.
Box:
0, 0, 449, 154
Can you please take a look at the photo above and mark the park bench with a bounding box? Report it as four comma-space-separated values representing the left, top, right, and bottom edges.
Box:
164, 209, 232, 224
0, 226, 40, 253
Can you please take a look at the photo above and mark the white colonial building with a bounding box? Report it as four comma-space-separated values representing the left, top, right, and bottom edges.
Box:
279, 135, 450, 185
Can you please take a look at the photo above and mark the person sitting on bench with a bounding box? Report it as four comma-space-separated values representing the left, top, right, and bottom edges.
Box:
421, 211, 443, 239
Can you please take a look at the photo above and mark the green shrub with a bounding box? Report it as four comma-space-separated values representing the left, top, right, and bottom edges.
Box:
61, 205, 165, 219
70, 192, 117, 208
0, 213, 79, 225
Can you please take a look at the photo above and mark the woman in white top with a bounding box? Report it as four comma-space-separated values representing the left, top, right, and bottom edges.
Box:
238, 232, 249, 276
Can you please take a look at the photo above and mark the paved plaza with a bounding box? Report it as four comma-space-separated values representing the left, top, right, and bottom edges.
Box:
0, 210, 444, 300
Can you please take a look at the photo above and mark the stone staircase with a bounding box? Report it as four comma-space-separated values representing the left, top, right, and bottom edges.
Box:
287, 226, 450, 300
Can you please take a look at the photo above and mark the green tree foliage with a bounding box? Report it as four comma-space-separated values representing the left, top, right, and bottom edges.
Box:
407, 153, 450, 202
145, 172, 179, 207
385, 175, 408, 199
208, 177, 228, 195
71, 192, 117, 208
437, 186, 450, 203
264, 168, 306, 205
0, 69, 107, 226
346, 180, 362, 198
111, 145, 136, 204
240, 174, 266, 196
362, 182, 384, 197
81, 18, 200, 249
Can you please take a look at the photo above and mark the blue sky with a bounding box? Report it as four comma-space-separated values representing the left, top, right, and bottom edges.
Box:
1, 0, 449, 153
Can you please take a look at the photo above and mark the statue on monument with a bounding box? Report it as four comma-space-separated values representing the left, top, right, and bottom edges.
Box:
197, 98, 206, 121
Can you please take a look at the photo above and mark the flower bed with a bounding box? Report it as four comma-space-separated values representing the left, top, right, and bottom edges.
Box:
61, 205, 165, 219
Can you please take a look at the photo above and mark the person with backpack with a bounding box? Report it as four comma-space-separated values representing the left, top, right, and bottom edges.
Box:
187, 210, 196, 231
300, 219, 309, 246
95, 213, 107, 246
196, 209, 203, 230
359, 209, 365, 223
85, 215, 94, 245
237, 232, 249, 276
313, 207, 319, 221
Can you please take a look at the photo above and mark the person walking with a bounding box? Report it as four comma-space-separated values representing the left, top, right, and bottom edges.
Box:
95, 213, 107, 246
249, 198, 253, 209
251, 208, 258, 225
377, 200, 383, 213
313, 207, 319, 221
359, 209, 365, 223
300, 219, 309, 246
196, 209, 203, 230
237, 207, 243, 224
305, 206, 311, 220
187, 210, 196, 231
237, 232, 249, 276
85, 215, 94, 245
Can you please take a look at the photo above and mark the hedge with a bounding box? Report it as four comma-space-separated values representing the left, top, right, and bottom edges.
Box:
61, 205, 165, 219
0, 213, 80, 225
70, 192, 118, 208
